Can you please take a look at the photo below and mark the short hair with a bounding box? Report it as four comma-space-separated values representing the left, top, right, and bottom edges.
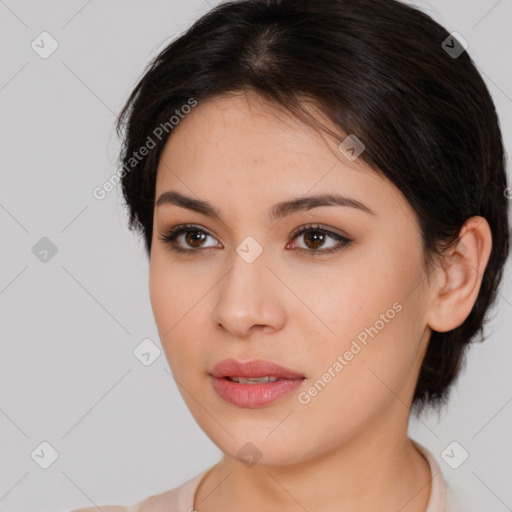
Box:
115, 0, 510, 413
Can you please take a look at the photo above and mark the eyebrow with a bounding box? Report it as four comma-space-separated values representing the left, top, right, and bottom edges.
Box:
156, 190, 376, 221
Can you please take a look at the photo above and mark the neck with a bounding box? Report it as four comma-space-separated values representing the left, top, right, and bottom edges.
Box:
194, 412, 432, 512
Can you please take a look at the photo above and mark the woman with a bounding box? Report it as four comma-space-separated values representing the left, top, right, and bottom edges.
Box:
73, 0, 509, 510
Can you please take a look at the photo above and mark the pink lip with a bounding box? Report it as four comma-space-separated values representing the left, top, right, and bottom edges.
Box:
210, 358, 305, 408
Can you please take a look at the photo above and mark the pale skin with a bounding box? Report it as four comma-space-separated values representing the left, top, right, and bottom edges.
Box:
144, 90, 491, 512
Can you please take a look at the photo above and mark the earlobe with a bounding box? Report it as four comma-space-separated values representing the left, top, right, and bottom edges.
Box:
426, 216, 493, 333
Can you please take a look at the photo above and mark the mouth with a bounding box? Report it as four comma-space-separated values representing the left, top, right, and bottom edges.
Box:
209, 358, 305, 408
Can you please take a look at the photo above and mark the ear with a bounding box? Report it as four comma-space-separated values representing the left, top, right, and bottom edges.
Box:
426, 216, 493, 333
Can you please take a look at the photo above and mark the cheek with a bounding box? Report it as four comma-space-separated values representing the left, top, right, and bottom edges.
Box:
149, 250, 198, 329
296, 241, 426, 393
148, 254, 209, 373
149, 256, 172, 332
319, 231, 423, 335
289, 258, 410, 351
149, 255, 185, 356
291, 295, 423, 453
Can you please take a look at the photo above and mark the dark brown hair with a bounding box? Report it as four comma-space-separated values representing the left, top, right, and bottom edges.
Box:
115, 0, 510, 413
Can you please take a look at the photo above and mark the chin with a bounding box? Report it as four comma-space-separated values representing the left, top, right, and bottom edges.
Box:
202, 425, 311, 468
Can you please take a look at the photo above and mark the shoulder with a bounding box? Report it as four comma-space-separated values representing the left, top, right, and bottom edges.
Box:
68, 507, 134, 512
67, 497, 166, 512
67, 470, 205, 512
444, 480, 477, 512
67, 494, 178, 512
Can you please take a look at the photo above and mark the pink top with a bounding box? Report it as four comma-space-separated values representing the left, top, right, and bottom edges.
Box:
69, 440, 464, 512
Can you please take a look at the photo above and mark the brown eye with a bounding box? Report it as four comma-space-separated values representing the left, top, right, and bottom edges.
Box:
184, 229, 208, 248
303, 229, 327, 250
289, 224, 353, 256
158, 223, 352, 256
158, 224, 220, 253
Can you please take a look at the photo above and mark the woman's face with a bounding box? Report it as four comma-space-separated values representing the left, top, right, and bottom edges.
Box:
149, 91, 437, 466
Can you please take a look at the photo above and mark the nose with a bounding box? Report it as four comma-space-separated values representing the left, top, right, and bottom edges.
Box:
211, 250, 286, 339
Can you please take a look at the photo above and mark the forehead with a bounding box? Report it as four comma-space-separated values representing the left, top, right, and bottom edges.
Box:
160, 92, 334, 169
155, 92, 407, 218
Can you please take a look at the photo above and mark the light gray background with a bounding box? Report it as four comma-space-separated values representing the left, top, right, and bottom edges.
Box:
0, 1, 511, 511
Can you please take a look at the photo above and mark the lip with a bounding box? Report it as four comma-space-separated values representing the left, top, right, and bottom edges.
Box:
211, 358, 305, 379
210, 358, 305, 408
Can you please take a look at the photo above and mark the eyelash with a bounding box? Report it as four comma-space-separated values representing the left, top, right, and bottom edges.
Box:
158, 223, 353, 256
